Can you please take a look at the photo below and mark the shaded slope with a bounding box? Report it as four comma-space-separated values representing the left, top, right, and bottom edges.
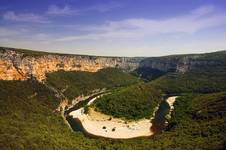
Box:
46, 68, 140, 100
150, 70, 226, 94
135, 50, 226, 81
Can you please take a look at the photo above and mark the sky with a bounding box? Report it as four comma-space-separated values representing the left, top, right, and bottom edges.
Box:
0, 0, 226, 57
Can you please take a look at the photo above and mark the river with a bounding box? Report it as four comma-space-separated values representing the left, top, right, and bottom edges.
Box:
64, 94, 177, 139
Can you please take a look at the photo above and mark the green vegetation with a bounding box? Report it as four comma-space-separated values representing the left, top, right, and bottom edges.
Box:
116, 92, 226, 150
197, 50, 226, 62
46, 68, 140, 100
83, 105, 89, 114
1, 48, 226, 149
150, 70, 226, 94
132, 67, 166, 81
0, 47, 92, 57
1, 81, 226, 149
0, 80, 77, 149
0, 47, 56, 57
162, 93, 226, 149
93, 83, 161, 120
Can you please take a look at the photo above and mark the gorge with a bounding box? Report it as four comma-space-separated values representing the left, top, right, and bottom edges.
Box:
1, 47, 226, 149
1, 47, 226, 82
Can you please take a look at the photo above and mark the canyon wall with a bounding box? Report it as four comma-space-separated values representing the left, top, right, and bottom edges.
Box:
0, 47, 142, 81
1, 47, 225, 82
138, 52, 226, 73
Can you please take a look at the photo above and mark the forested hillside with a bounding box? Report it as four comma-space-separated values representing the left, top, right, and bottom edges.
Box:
150, 70, 226, 94
93, 83, 161, 120
1, 80, 226, 149
46, 68, 140, 100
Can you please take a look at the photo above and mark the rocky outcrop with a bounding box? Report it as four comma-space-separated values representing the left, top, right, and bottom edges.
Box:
139, 57, 179, 72
139, 52, 226, 74
0, 47, 142, 81
1, 47, 225, 82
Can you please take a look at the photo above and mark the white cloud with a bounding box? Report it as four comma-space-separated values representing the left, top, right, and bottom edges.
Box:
84, 2, 122, 12
3, 11, 49, 23
46, 2, 121, 16
1, 5, 226, 57
47, 5, 77, 15
57, 5, 226, 41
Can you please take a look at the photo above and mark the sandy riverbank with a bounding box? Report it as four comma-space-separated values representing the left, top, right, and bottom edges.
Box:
166, 96, 177, 112
69, 96, 177, 139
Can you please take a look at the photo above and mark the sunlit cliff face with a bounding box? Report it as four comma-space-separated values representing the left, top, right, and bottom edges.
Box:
1, 48, 224, 82
0, 49, 141, 81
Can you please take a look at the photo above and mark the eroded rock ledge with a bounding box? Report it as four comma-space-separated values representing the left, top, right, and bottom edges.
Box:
1, 47, 225, 82
0, 47, 142, 81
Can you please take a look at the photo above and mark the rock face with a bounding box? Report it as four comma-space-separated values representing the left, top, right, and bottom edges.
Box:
139, 52, 226, 74
0, 47, 143, 81
1, 47, 225, 81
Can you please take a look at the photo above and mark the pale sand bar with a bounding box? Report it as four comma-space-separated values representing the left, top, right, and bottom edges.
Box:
166, 96, 177, 112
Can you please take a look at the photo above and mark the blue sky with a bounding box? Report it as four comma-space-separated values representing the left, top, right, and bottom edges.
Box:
0, 0, 226, 56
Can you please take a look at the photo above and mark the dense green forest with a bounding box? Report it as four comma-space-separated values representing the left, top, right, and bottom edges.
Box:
46, 68, 140, 100
132, 67, 166, 81
1, 80, 226, 149
93, 83, 161, 120
150, 70, 226, 94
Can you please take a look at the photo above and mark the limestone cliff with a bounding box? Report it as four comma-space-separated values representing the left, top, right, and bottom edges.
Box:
138, 51, 226, 74
0, 47, 142, 81
1, 47, 225, 82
